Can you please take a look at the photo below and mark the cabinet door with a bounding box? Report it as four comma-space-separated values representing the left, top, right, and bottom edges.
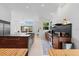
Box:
53, 37, 60, 49
0, 23, 3, 36
16, 37, 28, 48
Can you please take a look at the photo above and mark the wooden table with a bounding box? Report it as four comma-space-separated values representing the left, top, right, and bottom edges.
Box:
48, 49, 79, 56
0, 48, 28, 56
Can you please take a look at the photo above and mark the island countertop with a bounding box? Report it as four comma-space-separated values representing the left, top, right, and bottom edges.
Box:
0, 34, 31, 37
0, 35, 30, 37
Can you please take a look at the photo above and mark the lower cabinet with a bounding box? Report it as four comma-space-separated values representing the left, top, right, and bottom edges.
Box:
53, 37, 60, 49
0, 36, 29, 48
53, 36, 71, 49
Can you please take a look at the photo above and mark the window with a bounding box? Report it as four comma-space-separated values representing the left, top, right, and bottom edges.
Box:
43, 22, 49, 30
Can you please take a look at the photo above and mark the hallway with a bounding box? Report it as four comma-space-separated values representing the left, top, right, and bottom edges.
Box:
28, 35, 51, 56
28, 35, 43, 56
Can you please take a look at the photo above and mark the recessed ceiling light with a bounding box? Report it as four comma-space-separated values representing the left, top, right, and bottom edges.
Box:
41, 4, 45, 7
26, 6, 29, 8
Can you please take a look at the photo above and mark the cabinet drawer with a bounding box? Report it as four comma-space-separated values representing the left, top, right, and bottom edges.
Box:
59, 37, 71, 42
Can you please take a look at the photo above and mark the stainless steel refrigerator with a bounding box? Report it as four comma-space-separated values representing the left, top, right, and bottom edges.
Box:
4, 23, 10, 36
0, 20, 10, 36
0, 23, 4, 36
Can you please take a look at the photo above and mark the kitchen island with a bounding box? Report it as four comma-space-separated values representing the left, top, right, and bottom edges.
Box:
0, 33, 34, 56
0, 36, 28, 48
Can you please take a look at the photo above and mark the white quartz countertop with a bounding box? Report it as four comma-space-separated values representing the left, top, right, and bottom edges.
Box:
8, 34, 31, 37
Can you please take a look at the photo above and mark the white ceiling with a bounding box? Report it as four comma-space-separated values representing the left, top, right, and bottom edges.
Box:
0, 3, 60, 18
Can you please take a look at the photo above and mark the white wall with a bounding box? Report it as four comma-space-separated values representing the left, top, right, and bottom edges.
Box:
0, 5, 11, 22
11, 10, 40, 35
53, 4, 79, 49
38, 16, 51, 39
10, 9, 52, 40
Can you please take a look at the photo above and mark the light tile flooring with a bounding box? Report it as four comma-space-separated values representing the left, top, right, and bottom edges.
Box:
28, 35, 43, 56
28, 35, 51, 56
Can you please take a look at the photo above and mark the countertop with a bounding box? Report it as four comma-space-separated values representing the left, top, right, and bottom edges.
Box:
48, 49, 79, 56
0, 34, 31, 37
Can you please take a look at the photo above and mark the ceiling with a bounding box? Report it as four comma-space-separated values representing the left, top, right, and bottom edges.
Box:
0, 3, 60, 18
